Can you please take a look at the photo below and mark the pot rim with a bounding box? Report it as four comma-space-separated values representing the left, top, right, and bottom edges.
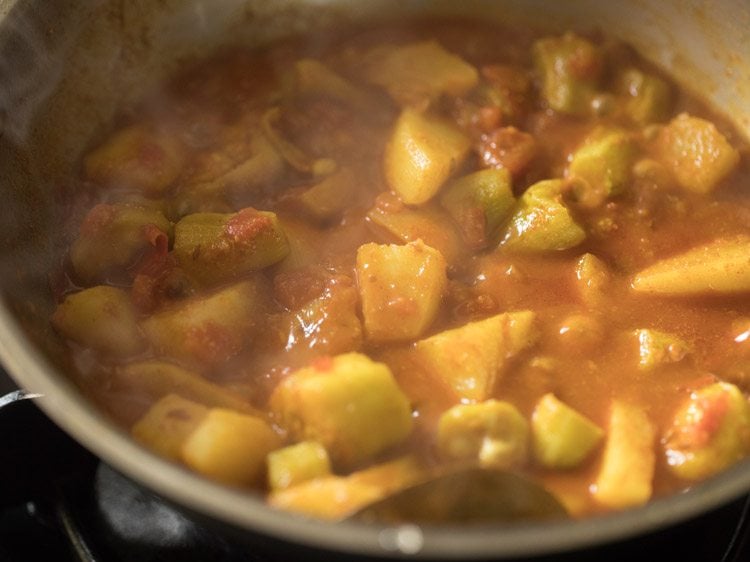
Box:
2, 303, 750, 559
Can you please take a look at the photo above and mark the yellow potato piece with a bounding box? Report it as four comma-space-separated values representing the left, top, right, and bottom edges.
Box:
270, 352, 413, 468
131, 394, 209, 460
357, 240, 447, 342
654, 113, 740, 194
181, 408, 281, 487
268, 476, 383, 520
268, 455, 425, 520
114, 360, 258, 415
632, 236, 750, 295
414, 311, 537, 402
267, 441, 332, 491
384, 108, 471, 205
365, 40, 479, 107
593, 401, 656, 509
51, 286, 145, 357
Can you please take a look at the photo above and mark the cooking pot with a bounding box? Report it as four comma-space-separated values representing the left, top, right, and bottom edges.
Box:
0, 0, 749, 558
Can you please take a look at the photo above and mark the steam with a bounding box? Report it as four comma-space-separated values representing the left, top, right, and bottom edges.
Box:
0, 2, 75, 144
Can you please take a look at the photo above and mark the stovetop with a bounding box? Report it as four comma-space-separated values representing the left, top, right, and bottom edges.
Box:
2, 369, 750, 562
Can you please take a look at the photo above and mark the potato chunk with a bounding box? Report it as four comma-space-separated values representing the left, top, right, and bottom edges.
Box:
174, 208, 289, 287
414, 311, 537, 402
356, 240, 447, 343
84, 124, 185, 196
70, 203, 172, 285
51, 286, 145, 357
269, 352, 413, 467
268, 476, 383, 520
384, 108, 471, 205
141, 278, 269, 367
114, 360, 258, 414
438, 400, 530, 469
631, 236, 750, 295
287, 168, 355, 223
575, 253, 611, 307
531, 393, 603, 469
364, 40, 479, 107
654, 113, 740, 194
500, 180, 585, 252
664, 382, 750, 481
634, 329, 691, 371
132, 394, 208, 460
593, 401, 656, 509
267, 441, 332, 491
367, 202, 463, 265
181, 408, 281, 487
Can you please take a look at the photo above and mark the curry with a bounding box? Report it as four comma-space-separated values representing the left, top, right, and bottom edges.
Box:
50, 19, 750, 520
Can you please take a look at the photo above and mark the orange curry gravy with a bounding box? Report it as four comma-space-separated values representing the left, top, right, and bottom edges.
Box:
54, 19, 750, 518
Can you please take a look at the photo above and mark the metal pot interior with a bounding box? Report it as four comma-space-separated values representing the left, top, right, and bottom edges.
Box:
0, 0, 749, 558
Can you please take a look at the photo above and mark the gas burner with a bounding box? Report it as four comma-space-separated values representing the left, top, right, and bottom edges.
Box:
1, 383, 749, 562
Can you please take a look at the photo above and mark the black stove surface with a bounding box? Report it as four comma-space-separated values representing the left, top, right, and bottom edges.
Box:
2, 370, 750, 562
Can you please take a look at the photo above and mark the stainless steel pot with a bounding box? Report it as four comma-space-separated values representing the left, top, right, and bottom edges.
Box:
0, 1, 749, 558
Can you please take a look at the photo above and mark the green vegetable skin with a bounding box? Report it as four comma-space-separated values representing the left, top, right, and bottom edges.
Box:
616, 67, 672, 124
568, 127, 637, 207
440, 168, 516, 249
533, 32, 603, 116
531, 393, 603, 469
500, 179, 585, 252
174, 207, 289, 286
634, 329, 691, 370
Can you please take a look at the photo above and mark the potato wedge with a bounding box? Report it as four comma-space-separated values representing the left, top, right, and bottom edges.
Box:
414, 311, 537, 402
593, 401, 656, 509
384, 108, 471, 205
631, 237, 750, 295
